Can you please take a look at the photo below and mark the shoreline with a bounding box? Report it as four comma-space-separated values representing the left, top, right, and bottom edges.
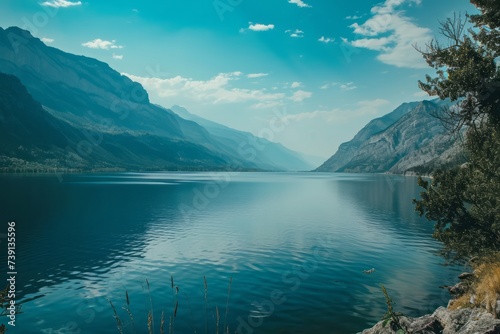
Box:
361, 303, 500, 334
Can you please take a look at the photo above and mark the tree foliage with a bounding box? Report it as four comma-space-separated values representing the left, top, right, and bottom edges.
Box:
414, 1, 500, 258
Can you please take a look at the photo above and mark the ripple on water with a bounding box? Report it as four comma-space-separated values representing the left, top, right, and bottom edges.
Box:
2, 173, 464, 334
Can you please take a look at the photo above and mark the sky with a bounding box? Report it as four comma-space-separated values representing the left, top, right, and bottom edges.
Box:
0, 0, 476, 160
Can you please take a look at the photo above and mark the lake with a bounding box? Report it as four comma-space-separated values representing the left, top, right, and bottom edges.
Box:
0, 172, 463, 333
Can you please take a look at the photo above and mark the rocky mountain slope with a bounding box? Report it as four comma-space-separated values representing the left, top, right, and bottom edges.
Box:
0, 26, 310, 171
316, 100, 464, 174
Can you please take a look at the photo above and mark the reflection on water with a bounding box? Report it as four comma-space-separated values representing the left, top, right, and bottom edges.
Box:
0, 172, 462, 333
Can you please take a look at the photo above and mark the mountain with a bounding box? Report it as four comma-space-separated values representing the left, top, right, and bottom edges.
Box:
0, 72, 76, 165
316, 100, 464, 174
0, 26, 307, 171
0, 72, 236, 171
170, 105, 315, 171
317, 101, 422, 172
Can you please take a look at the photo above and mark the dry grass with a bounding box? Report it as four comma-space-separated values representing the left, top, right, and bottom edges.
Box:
449, 254, 500, 317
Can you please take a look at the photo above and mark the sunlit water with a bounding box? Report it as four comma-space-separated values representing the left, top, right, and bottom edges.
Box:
0, 172, 463, 333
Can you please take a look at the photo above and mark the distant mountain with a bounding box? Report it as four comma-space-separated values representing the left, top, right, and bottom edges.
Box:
316, 100, 464, 174
0, 26, 309, 171
170, 105, 315, 171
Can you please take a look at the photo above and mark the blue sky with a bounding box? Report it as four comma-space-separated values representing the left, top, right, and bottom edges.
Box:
0, 0, 475, 159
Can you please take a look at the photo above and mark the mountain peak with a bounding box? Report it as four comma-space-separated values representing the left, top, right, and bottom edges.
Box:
0, 26, 152, 117
5, 26, 35, 38
316, 100, 462, 174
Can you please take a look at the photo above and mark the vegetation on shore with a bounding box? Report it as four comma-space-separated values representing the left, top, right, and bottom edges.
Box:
411, 0, 500, 319
449, 255, 500, 313
414, 0, 500, 259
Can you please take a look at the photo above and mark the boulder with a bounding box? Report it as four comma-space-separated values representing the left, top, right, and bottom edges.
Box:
360, 306, 500, 334
458, 272, 475, 280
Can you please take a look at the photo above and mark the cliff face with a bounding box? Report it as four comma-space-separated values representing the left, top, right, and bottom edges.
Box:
316, 100, 464, 174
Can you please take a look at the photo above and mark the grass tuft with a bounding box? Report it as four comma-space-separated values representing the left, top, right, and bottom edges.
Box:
108, 276, 233, 333
122, 290, 135, 333
449, 254, 500, 317
107, 298, 124, 334
147, 311, 153, 334
224, 277, 232, 334
160, 310, 164, 334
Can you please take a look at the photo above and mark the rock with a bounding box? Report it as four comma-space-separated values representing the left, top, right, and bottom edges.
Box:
361, 306, 500, 334
458, 272, 475, 280
449, 282, 467, 296
407, 314, 444, 333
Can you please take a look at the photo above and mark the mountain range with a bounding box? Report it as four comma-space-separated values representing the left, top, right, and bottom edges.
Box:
0, 26, 314, 172
0, 26, 463, 174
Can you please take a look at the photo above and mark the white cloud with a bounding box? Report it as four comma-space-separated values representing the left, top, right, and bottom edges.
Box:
41, 0, 81, 7
247, 73, 269, 78
318, 36, 335, 43
248, 23, 275, 32
251, 101, 283, 109
289, 90, 312, 102
291, 82, 302, 88
286, 29, 304, 38
320, 82, 338, 89
82, 39, 124, 50
347, 0, 430, 69
346, 15, 363, 20
351, 37, 392, 51
282, 99, 390, 123
124, 72, 287, 105
112, 54, 124, 60
340, 82, 357, 91
41, 37, 54, 44
288, 0, 311, 8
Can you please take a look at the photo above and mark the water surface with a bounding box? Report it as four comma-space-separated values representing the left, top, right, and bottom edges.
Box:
0, 172, 462, 333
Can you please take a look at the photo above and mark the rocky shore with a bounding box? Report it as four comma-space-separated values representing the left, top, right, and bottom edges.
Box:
360, 305, 500, 334
361, 271, 500, 334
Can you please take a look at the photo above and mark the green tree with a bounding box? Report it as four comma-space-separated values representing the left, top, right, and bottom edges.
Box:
414, 1, 500, 258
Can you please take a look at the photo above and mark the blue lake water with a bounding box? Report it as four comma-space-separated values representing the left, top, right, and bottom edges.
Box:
0, 172, 463, 333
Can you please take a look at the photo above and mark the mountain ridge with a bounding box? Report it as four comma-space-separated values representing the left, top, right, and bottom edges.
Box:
316, 100, 464, 174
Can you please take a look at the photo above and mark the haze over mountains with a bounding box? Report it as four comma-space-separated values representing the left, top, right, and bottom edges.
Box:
0, 26, 461, 174
0, 26, 313, 172
170, 105, 315, 171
